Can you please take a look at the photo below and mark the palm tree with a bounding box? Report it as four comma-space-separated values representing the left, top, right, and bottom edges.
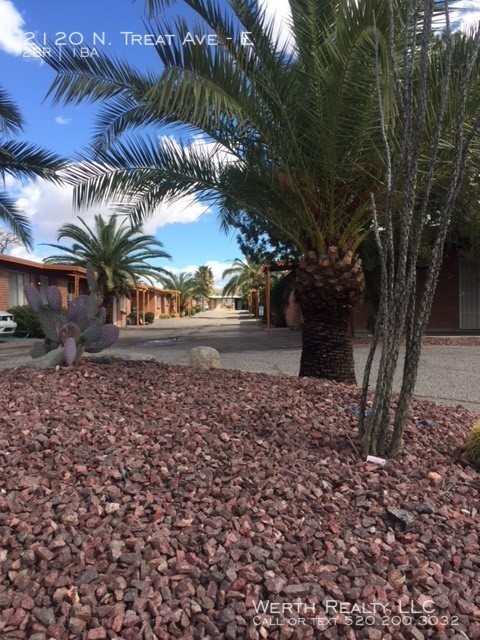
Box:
194, 265, 214, 311
43, 0, 474, 382
157, 270, 196, 314
43, 214, 171, 320
0, 85, 65, 248
222, 257, 265, 298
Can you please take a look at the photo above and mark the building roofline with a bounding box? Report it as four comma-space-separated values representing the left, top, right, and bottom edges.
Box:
0, 254, 87, 274
0, 255, 180, 294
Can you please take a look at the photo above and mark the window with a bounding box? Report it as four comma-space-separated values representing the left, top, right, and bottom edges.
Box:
38, 275, 49, 302
8, 272, 29, 307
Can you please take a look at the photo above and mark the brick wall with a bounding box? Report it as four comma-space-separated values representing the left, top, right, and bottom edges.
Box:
352, 251, 461, 333
0, 270, 9, 310
417, 252, 459, 331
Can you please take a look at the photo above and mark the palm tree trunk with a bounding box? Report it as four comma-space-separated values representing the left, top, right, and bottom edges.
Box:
299, 306, 355, 383
103, 292, 115, 324
295, 248, 365, 385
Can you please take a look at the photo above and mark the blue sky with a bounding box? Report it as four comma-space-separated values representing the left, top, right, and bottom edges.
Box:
0, 0, 280, 284
1, 0, 480, 284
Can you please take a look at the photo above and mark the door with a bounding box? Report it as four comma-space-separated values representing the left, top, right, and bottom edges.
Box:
459, 261, 480, 330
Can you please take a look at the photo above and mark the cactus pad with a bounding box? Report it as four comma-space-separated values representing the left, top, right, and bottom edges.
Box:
66, 296, 92, 330
81, 317, 103, 345
24, 283, 43, 313
46, 286, 63, 311
58, 322, 82, 344
31, 341, 47, 359
63, 336, 77, 365
39, 308, 66, 342
85, 324, 119, 353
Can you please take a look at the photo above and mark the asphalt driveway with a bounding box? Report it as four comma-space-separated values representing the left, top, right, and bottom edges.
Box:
1, 309, 479, 411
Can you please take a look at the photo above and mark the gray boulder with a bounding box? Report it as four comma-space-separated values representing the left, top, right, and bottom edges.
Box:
189, 346, 221, 370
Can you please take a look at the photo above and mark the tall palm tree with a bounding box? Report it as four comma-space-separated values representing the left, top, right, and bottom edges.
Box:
157, 270, 196, 314
43, 214, 171, 319
194, 265, 214, 311
43, 0, 475, 382
0, 86, 65, 248
222, 257, 265, 298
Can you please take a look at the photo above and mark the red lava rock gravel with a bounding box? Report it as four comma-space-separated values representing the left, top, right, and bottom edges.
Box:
0, 359, 479, 639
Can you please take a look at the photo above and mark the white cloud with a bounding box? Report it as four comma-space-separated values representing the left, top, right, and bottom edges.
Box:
55, 116, 72, 126
142, 194, 210, 234
259, 0, 293, 50
8, 178, 98, 240
0, 0, 29, 56
7, 245, 46, 263
159, 134, 240, 167
5, 171, 210, 246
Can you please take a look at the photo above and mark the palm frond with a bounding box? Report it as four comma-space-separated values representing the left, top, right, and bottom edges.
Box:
0, 86, 23, 135
0, 193, 33, 249
44, 48, 152, 106
0, 140, 65, 181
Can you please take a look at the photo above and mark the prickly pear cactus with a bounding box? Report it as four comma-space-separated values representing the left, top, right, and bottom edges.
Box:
24, 262, 119, 367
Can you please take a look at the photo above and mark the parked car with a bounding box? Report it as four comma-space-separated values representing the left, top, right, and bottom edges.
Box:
0, 311, 17, 335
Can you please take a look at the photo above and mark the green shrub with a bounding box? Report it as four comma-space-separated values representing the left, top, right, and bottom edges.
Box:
466, 420, 480, 471
8, 305, 45, 338
127, 311, 155, 324
170, 312, 180, 318
127, 312, 142, 324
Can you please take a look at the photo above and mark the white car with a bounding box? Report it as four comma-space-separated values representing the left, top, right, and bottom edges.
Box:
0, 311, 17, 335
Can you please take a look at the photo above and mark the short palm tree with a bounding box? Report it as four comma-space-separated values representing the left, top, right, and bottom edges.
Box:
194, 265, 214, 311
0, 85, 65, 248
222, 257, 265, 298
44, 0, 476, 382
43, 214, 171, 319
157, 270, 196, 314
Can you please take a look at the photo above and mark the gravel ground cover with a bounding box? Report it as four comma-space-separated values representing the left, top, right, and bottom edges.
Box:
0, 359, 479, 640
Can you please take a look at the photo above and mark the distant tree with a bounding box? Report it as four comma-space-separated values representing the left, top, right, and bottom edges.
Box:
0, 85, 64, 248
157, 270, 196, 314
0, 227, 22, 253
222, 257, 265, 298
227, 211, 300, 265
194, 265, 214, 310
43, 214, 171, 321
